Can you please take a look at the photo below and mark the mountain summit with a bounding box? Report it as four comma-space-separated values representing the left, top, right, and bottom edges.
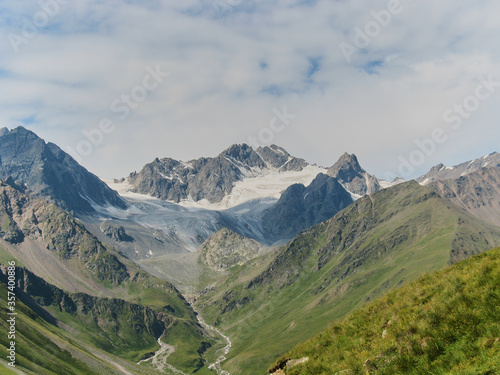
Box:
327, 152, 381, 196
0, 126, 126, 213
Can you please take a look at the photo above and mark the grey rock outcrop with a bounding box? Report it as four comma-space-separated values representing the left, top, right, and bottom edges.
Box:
100, 221, 134, 242
199, 228, 265, 271
256, 144, 308, 172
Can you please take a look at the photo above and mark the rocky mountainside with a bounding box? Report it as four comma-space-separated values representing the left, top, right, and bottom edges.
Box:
260, 173, 353, 241
196, 181, 500, 374
0, 126, 126, 213
418, 151, 500, 185
199, 228, 267, 271
272, 247, 500, 374
127, 144, 309, 204
0, 179, 129, 287
327, 152, 381, 196
429, 167, 500, 226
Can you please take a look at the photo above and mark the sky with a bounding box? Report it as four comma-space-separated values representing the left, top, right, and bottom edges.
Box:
0, 0, 499, 181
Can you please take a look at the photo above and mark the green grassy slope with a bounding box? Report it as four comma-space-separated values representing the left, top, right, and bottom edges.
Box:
276, 246, 500, 374
196, 181, 500, 374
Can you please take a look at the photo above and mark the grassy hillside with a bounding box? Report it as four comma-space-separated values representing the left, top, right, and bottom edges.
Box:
275, 247, 500, 374
196, 181, 500, 374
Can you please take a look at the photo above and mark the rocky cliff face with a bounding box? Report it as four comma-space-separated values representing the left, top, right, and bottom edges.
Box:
0, 126, 126, 213
255, 144, 308, 172
127, 144, 309, 204
0, 265, 172, 363
327, 152, 381, 196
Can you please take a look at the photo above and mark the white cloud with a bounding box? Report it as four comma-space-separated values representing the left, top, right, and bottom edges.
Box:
0, 0, 499, 179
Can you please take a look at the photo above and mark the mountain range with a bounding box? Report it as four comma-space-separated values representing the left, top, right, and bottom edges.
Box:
127, 144, 309, 204
0, 125, 499, 375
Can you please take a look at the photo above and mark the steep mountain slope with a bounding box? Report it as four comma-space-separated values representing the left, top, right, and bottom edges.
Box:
0, 181, 220, 372
0, 180, 129, 290
0, 274, 162, 375
0, 126, 126, 213
327, 152, 381, 196
260, 173, 353, 242
196, 181, 500, 374
418, 151, 500, 185
429, 167, 500, 227
1, 266, 168, 365
273, 247, 500, 374
128, 144, 310, 205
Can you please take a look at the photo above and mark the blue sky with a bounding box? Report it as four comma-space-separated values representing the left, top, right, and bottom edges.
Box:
0, 0, 499, 179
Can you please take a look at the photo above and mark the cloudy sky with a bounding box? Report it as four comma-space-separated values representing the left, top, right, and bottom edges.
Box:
0, 0, 499, 180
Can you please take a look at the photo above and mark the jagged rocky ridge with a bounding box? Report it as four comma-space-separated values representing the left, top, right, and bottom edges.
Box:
0, 266, 168, 356
0, 180, 129, 285
418, 151, 500, 185
128, 144, 309, 204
